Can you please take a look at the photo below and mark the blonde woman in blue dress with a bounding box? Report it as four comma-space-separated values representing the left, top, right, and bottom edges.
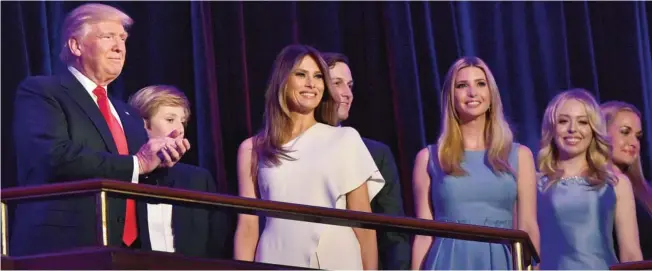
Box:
233, 44, 384, 270
536, 89, 642, 269
411, 56, 540, 270
601, 101, 652, 259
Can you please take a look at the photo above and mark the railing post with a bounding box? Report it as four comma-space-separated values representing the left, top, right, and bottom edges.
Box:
1, 202, 7, 256
96, 191, 108, 246
525, 248, 533, 270
512, 241, 524, 270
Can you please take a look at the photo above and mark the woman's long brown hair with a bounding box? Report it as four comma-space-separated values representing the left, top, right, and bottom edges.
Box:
253, 44, 339, 171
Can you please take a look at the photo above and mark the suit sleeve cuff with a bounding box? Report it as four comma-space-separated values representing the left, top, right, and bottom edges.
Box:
132, 156, 140, 184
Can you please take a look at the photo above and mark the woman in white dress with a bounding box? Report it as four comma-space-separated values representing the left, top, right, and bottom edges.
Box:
233, 44, 385, 270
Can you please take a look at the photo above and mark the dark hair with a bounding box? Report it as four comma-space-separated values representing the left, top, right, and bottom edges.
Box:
254, 44, 339, 167
321, 52, 350, 68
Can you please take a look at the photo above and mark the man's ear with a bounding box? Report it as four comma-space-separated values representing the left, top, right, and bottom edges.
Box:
68, 37, 83, 57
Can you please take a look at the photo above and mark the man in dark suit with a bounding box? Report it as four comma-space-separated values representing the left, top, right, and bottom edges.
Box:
322, 52, 411, 269
10, 3, 196, 257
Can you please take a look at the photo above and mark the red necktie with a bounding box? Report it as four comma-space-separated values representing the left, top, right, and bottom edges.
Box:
93, 86, 138, 247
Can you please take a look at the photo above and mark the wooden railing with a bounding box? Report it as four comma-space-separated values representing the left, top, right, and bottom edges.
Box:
610, 260, 652, 270
1, 179, 540, 270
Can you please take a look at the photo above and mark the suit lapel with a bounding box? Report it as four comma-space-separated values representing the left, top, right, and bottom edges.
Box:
60, 71, 119, 154
112, 100, 144, 155
172, 204, 183, 252
136, 201, 152, 250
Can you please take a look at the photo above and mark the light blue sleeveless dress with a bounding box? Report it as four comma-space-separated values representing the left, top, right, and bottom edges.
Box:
422, 144, 519, 270
537, 176, 618, 270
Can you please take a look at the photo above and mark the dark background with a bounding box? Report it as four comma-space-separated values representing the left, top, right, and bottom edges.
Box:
2, 1, 651, 222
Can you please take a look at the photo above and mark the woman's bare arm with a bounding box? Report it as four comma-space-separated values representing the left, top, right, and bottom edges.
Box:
347, 182, 378, 270
411, 148, 435, 270
233, 138, 260, 261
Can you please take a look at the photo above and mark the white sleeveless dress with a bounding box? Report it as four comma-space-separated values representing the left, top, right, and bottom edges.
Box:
254, 123, 385, 269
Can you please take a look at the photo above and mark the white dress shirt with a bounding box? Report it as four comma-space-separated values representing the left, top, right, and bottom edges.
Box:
68, 66, 175, 253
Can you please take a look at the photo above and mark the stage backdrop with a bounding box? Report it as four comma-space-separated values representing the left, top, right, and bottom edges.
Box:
2, 1, 651, 217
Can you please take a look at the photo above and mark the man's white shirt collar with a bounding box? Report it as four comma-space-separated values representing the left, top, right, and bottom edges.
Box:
67, 66, 108, 98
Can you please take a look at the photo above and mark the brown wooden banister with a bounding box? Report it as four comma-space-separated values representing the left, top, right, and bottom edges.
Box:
2, 246, 306, 270
610, 260, 652, 270
1, 179, 540, 269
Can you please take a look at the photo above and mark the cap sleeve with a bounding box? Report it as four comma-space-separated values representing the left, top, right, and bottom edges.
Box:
334, 127, 385, 203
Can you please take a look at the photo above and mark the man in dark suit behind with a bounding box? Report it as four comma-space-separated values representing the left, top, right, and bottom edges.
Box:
11, 3, 192, 256
322, 52, 411, 270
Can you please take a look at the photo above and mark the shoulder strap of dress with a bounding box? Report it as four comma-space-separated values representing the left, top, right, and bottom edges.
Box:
426, 144, 440, 178
508, 142, 521, 173
250, 137, 260, 190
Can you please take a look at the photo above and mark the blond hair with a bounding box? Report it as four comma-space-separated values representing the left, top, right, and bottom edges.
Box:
601, 101, 651, 214
59, 3, 133, 64
538, 89, 616, 187
436, 56, 515, 176
128, 85, 190, 123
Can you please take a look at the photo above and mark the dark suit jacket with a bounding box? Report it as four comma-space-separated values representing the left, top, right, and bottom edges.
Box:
614, 199, 652, 260
9, 70, 227, 258
11, 70, 148, 256
362, 137, 411, 270
138, 163, 229, 258
636, 202, 652, 260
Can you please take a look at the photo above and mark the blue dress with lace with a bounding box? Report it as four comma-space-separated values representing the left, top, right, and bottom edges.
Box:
422, 144, 519, 270
537, 175, 618, 270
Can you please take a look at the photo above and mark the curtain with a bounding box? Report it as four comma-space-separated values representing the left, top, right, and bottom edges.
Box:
2, 1, 651, 219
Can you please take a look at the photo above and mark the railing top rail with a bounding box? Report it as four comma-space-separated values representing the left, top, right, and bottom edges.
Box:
2, 179, 539, 262
610, 260, 652, 270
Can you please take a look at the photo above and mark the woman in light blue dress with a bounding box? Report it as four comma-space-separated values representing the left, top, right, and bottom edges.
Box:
536, 89, 643, 269
411, 56, 540, 270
